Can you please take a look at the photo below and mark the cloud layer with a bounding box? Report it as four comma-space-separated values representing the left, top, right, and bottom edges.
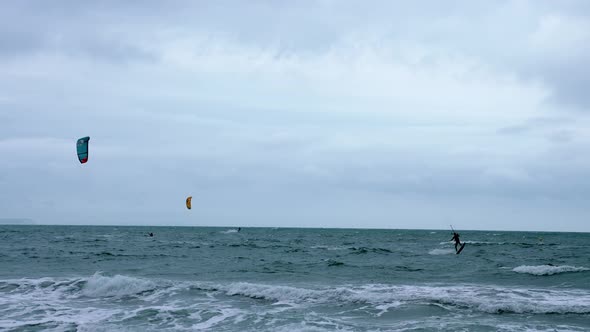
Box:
1, 1, 589, 231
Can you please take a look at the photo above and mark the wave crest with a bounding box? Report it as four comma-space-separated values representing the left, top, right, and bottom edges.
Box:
512, 265, 589, 276
195, 282, 590, 315
81, 273, 158, 298
2, 274, 590, 329
429, 248, 455, 255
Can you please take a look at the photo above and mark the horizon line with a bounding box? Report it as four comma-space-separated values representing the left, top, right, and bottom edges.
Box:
1, 223, 588, 234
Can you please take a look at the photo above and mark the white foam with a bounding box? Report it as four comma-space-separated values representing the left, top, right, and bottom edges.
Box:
221, 229, 238, 234
428, 248, 455, 255
274, 323, 352, 332
191, 308, 244, 330
0, 275, 205, 331
3, 274, 590, 331
512, 265, 590, 276
375, 301, 403, 316
81, 273, 157, 298
218, 282, 320, 303
311, 245, 347, 251
0, 277, 120, 331
198, 281, 590, 315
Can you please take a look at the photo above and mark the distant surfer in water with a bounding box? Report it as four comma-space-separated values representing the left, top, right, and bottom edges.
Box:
148, 232, 154, 237
451, 232, 461, 252
237, 227, 241, 233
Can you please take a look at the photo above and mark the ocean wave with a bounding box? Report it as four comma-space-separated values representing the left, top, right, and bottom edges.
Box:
195, 282, 590, 315
512, 265, 590, 276
348, 247, 392, 255
0, 273, 163, 301
2, 274, 590, 332
310, 245, 347, 251
81, 273, 158, 298
228, 242, 288, 249
439, 240, 501, 246
463, 240, 499, 245
438, 240, 554, 248
428, 248, 455, 255
205, 280, 590, 316
326, 259, 345, 267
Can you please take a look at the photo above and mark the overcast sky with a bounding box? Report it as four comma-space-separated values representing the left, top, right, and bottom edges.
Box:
1, 1, 589, 231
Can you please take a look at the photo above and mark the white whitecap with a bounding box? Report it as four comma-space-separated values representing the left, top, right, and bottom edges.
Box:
311, 245, 346, 251
512, 265, 589, 276
81, 273, 156, 298
428, 249, 455, 255
199, 281, 590, 315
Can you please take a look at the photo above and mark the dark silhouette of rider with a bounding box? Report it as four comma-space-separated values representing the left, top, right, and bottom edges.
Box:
451, 232, 461, 251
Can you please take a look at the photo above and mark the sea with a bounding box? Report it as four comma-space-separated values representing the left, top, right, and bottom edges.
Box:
0, 226, 588, 331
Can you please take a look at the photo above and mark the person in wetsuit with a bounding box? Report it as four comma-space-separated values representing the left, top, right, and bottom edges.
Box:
451, 232, 461, 251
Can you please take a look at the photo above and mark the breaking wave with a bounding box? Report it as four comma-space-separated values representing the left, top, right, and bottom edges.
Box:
194, 281, 590, 315
81, 273, 157, 298
512, 265, 590, 276
2, 274, 590, 331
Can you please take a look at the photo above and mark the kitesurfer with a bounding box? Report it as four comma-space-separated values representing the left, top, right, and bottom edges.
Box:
237, 227, 241, 232
148, 232, 154, 237
451, 232, 461, 252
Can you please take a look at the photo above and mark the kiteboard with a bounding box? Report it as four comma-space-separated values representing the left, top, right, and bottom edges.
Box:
456, 243, 466, 255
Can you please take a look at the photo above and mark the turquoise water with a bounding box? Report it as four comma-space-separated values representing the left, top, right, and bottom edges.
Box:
0, 226, 589, 331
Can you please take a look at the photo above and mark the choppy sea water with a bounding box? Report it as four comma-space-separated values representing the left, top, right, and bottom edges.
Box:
0, 226, 589, 331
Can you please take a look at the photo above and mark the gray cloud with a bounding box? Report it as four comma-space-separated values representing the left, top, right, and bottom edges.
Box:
2, 0, 589, 110
1, 1, 590, 231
